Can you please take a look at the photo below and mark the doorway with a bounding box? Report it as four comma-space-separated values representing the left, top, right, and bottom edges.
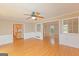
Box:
50, 21, 59, 47
13, 24, 24, 39
50, 21, 59, 48
43, 21, 59, 47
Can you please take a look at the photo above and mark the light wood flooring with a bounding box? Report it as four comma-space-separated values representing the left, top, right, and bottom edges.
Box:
0, 37, 79, 56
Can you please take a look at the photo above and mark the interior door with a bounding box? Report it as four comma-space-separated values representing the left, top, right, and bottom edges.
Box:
13, 24, 24, 39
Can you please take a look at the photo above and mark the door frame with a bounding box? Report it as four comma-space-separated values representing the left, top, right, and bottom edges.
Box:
13, 24, 24, 39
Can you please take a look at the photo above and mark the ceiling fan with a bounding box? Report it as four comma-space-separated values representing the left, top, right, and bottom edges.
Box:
24, 11, 44, 20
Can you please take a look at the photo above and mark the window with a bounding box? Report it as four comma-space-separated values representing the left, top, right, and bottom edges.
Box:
63, 17, 78, 33
63, 24, 68, 33
36, 24, 41, 32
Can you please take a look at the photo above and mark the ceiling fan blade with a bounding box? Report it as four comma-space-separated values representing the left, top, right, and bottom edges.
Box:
24, 14, 31, 16
25, 16, 31, 20
35, 12, 40, 15
36, 15, 44, 19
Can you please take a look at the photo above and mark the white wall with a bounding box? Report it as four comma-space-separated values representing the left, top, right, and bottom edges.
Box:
24, 23, 43, 40
0, 35, 13, 45
59, 33, 79, 48
59, 18, 79, 48
0, 20, 26, 46
24, 23, 36, 33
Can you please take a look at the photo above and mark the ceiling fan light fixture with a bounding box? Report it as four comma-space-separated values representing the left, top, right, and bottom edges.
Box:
32, 16, 36, 19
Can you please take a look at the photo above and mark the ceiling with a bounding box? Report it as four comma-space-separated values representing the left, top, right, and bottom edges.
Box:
0, 3, 79, 22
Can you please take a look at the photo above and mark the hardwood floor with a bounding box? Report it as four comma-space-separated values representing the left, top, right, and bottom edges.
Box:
0, 38, 79, 56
